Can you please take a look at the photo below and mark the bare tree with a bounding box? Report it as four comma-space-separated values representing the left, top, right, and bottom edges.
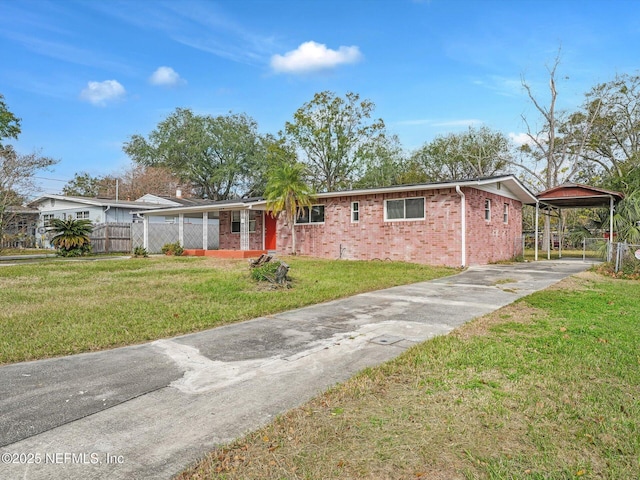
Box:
514, 53, 601, 254
1, 147, 57, 248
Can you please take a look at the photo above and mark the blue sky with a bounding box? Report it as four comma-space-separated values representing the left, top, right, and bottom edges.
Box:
1, 0, 639, 196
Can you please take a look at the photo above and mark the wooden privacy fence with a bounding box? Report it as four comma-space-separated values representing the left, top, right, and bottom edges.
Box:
89, 223, 134, 253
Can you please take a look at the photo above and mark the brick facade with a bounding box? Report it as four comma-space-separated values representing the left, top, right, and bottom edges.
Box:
218, 210, 264, 250
275, 187, 523, 267
463, 188, 523, 265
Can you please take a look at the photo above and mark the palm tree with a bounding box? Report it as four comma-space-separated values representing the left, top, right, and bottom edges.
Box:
612, 191, 640, 244
264, 162, 314, 255
48, 218, 93, 256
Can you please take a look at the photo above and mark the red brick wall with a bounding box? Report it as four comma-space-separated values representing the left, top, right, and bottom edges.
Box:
219, 210, 264, 250
275, 187, 523, 267
276, 189, 463, 266
463, 187, 523, 265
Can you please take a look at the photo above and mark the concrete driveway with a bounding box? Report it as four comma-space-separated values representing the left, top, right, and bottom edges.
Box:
0, 260, 590, 479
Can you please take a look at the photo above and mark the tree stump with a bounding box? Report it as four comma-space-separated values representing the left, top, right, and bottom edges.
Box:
274, 261, 289, 285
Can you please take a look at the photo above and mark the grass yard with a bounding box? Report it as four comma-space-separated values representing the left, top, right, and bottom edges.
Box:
178, 271, 640, 480
0, 256, 454, 365
0, 248, 48, 256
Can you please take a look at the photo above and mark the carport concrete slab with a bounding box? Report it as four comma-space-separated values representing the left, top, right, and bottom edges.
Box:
0, 260, 590, 479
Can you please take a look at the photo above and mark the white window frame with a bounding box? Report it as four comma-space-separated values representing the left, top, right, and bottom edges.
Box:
351, 202, 359, 223
503, 203, 509, 224
484, 199, 491, 221
231, 210, 256, 233
76, 211, 90, 219
295, 205, 325, 225
384, 197, 425, 222
42, 214, 55, 227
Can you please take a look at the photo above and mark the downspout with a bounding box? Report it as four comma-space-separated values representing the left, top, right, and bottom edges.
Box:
104, 205, 110, 223
455, 185, 466, 267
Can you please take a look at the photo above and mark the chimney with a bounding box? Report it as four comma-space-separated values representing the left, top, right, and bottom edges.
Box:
176, 189, 182, 198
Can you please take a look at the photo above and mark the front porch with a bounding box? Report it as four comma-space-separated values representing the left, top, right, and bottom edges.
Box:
140, 198, 276, 256
182, 249, 267, 258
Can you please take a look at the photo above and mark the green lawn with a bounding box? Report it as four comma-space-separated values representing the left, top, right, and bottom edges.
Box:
0, 256, 454, 365
0, 248, 49, 256
178, 271, 640, 480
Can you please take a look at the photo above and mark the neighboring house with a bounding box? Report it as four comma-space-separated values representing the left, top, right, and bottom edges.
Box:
27, 193, 209, 226
0, 205, 40, 248
138, 175, 538, 267
27, 193, 213, 250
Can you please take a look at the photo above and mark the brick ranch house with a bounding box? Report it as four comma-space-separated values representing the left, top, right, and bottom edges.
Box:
138, 175, 537, 267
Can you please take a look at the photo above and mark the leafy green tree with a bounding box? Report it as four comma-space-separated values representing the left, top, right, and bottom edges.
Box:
0, 94, 21, 147
264, 162, 314, 255
412, 126, 510, 181
123, 108, 263, 200
48, 218, 93, 256
284, 91, 387, 191
62, 172, 107, 197
355, 134, 427, 188
578, 73, 640, 194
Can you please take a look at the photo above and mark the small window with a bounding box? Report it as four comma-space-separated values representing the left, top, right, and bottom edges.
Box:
385, 197, 425, 221
76, 211, 90, 219
295, 205, 325, 224
503, 203, 509, 224
231, 211, 256, 233
484, 199, 491, 221
351, 202, 359, 223
42, 214, 54, 227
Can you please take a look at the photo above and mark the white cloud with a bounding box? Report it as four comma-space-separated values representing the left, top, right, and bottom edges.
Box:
149, 66, 185, 87
80, 80, 125, 106
509, 132, 536, 146
270, 41, 362, 74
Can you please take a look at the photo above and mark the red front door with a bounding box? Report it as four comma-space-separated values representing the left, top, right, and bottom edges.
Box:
265, 213, 277, 250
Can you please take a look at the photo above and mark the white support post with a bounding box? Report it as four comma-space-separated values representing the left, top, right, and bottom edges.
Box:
178, 213, 184, 247
534, 201, 539, 261
609, 195, 615, 262
558, 208, 562, 259
203, 212, 208, 250
240, 209, 249, 251
143, 215, 149, 250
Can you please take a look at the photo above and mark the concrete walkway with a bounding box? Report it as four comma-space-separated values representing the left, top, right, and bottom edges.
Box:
0, 260, 590, 479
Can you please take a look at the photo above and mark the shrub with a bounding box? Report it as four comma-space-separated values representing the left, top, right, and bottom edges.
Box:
161, 242, 184, 256
48, 218, 93, 257
132, 246, 149, 258
57, 244, 92, 257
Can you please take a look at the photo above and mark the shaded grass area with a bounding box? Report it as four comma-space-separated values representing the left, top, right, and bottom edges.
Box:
177, 271, 640, 480
0, 256, 453, 364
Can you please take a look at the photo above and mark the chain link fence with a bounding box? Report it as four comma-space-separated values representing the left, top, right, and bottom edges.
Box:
611, 242, 640, 274
521, 233, 612, 262
130, 219, 220, 253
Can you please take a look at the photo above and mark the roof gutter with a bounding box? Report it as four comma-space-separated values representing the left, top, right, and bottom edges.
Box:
455, 185, 466, 267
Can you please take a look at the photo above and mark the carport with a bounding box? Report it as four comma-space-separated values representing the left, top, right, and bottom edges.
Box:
534, 183, 624, 260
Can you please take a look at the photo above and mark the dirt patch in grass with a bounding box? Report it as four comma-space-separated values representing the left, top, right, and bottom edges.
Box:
451, 301, 545, 340
546, 269, 605, 291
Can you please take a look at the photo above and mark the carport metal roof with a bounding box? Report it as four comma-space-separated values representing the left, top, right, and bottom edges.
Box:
537, 183, 624, 208
533, 183, 624, 261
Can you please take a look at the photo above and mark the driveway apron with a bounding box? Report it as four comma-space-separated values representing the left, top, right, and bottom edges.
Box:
0, 260, 590, 479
